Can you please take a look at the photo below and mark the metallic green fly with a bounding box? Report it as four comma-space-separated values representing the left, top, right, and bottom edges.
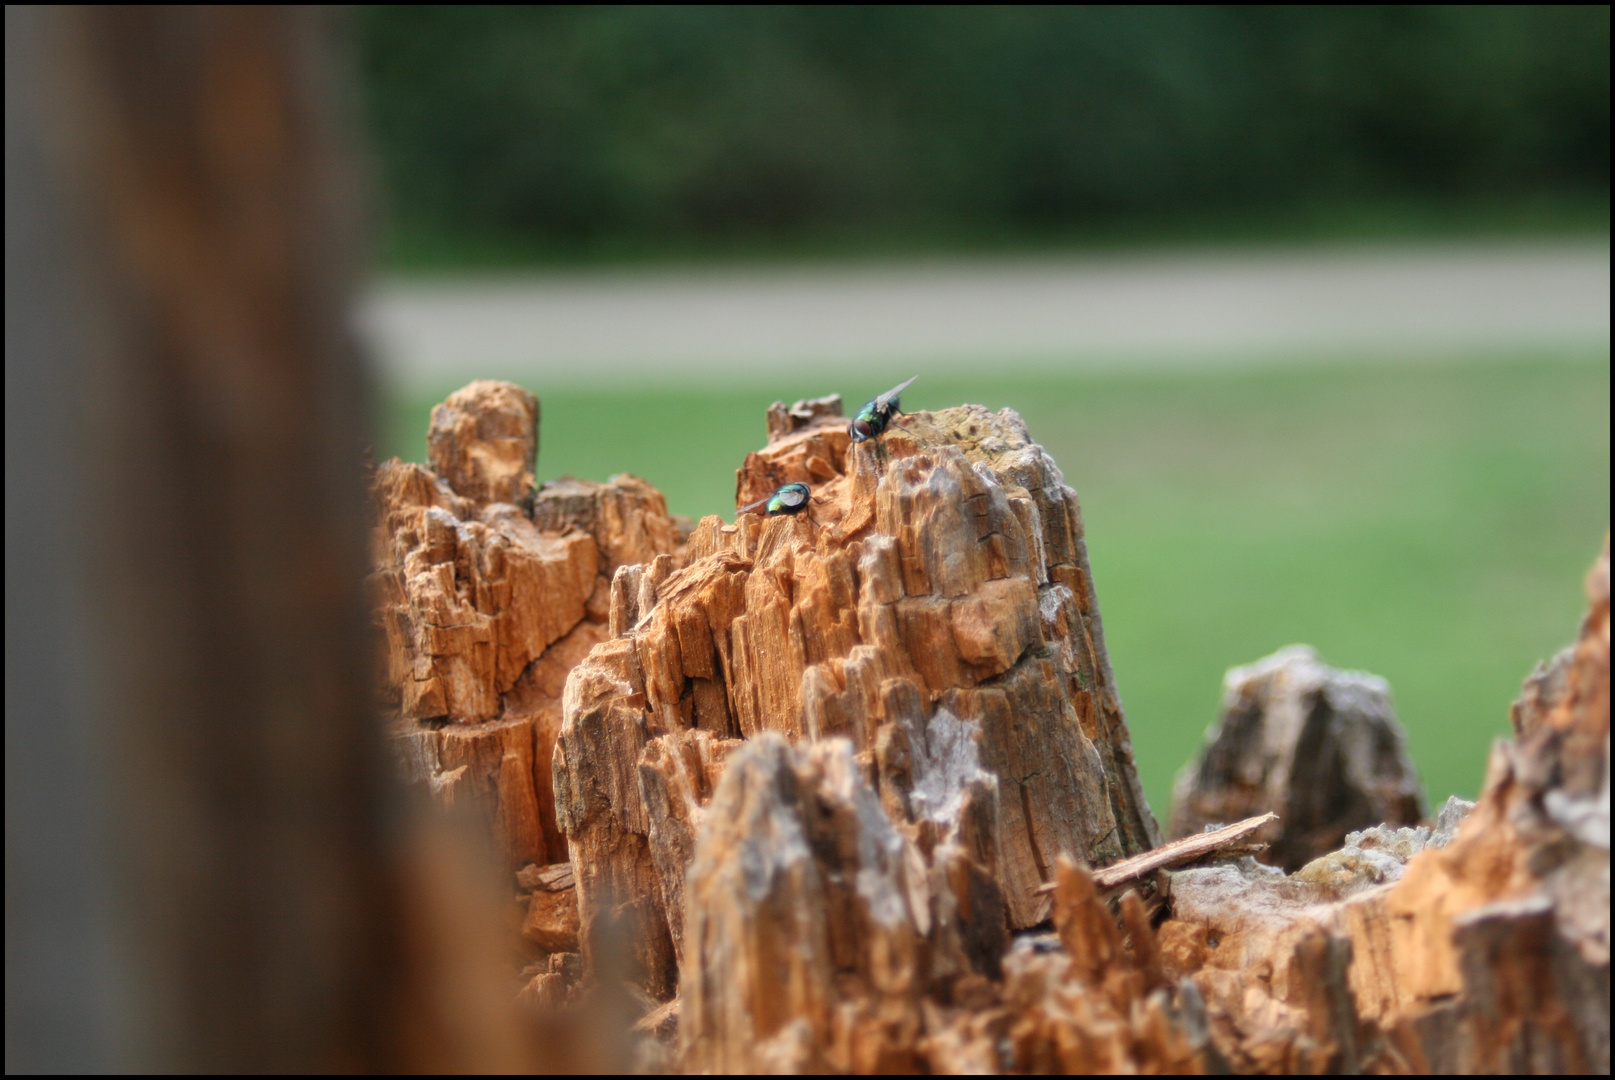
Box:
739, 481, 813, 516
849, 376, 917, 442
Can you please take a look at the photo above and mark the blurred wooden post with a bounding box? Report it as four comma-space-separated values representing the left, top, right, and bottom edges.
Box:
5, 7, 396, 1070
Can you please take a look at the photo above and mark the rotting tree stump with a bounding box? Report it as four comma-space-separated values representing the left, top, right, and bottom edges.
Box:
554, 392, 1161, 1006
372, 382, 1608, 1074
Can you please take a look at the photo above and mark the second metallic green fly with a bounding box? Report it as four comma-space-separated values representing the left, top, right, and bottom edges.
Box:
739, 481, 812, 516
849, 376, 917, 443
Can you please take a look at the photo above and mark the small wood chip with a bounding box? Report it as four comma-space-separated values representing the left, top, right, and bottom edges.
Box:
1033, 812, 1278, 895
516, 861, 575, 893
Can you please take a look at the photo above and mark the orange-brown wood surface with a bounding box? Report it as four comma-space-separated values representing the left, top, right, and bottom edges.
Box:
372, 384, 1609, 1074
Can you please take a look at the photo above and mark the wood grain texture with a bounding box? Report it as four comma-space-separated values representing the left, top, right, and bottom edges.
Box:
369, 383, 1608, 1073
1161, 537, 1609, 1074
1033, 812, 1278, 895
1169, 645, 1425, 871
372, 381, 682, 866
552, 398, 1162, 1002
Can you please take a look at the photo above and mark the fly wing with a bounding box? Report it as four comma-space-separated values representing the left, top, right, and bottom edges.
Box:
738, 495, 771, 513
874, 375, 917, 408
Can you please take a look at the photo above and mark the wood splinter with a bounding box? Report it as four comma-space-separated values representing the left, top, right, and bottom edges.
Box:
1034, 811, 1278, 896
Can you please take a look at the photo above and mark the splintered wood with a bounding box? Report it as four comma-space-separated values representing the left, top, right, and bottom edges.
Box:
553, 397, 1161, 1007
1160, 536, 1610, 1074
371, 380, 683, 868
1169, 645, 1426, 870
372, 383, 1609, 1074
1032, 812, 1279, 896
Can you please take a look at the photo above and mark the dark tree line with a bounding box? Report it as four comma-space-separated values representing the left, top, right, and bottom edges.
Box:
358, 6, 1609, 257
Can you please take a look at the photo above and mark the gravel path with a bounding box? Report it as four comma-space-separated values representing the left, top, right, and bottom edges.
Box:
360, 241, 1609, 390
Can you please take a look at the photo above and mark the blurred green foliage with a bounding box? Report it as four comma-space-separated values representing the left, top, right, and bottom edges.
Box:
379, 356, 1611, 815
357, 6, 1610, 265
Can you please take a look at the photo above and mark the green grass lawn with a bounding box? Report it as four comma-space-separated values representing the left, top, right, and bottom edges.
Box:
379, 356, 1610, 818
